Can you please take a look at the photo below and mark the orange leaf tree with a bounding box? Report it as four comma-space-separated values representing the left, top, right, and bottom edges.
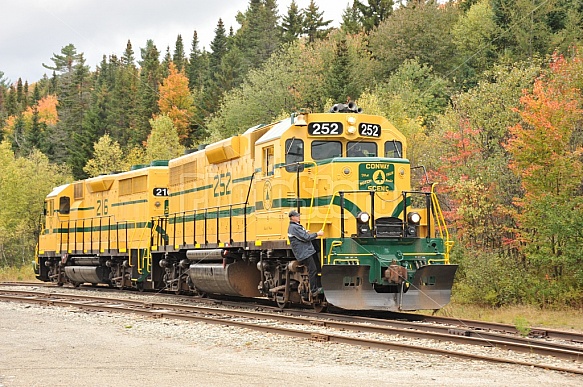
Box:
157, 62, 196, 144
505, 53, 583, 292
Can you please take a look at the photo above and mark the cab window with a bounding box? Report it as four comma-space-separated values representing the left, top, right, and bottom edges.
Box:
384, 141, 403, 158
347, 141, 377, 157
264, 146, 274, 176
312, 141, 342, 160
59, 196, 70, 215
285, 138, 304, 172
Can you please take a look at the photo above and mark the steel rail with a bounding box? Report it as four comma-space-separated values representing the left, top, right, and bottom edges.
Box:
0, 291, 582, 375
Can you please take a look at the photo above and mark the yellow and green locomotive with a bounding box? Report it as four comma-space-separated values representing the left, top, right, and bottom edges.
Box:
35, 161, 170, 289
36, 103, 457, 311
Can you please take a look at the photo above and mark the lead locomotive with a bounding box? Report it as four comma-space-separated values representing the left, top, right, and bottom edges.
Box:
36, 103, 457, 312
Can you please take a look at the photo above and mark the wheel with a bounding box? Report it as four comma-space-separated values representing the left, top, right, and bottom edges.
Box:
275, 293, 288, 309
313, 302, 327, 313
136, 281, 144, 292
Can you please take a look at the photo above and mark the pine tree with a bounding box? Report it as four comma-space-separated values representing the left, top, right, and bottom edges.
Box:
281, 0, 304, 43
325, 38, 357, 102
173, 34, 187, 72
203, 19, 229, 116
16, 78, 24, 108
187, 31, 205, 91
137, 40, 162, 146
43, 44, 91, 177
108, 41, 140, 147
302, 0, 332, 43
341, 2, 362, 34
354, 0, 394, 32
209, 19, 228, 81
0, 70, 8, 87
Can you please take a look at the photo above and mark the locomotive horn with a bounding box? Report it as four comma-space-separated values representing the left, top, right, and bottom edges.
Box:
356, 107, 363, 113
330, 104, 340, 113
347, 101, 357, 111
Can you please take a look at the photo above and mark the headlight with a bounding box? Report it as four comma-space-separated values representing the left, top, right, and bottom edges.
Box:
357, 212, 370, 224
407, 212, 421, 225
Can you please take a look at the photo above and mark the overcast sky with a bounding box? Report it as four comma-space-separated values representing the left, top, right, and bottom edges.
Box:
0, 0, 345, 85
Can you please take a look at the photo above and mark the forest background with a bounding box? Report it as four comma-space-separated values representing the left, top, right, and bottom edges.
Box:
1, 0, 583, 310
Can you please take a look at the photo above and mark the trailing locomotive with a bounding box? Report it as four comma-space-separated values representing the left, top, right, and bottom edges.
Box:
35, 103, 457, 311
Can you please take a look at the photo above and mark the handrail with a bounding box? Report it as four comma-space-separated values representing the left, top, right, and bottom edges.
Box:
430, 183, 454, 264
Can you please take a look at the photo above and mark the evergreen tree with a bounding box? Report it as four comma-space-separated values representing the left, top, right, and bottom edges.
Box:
173, 34, 187, 72
23, 81, 29, 108
5, 85, 18, 116
354, 0, 394, 32
42, 44, 91, 177
209, 19, 228, 81
187, 31, 205, 91
0, 70, 9, 87
161, 46, 172, 78
25, 105, 44, 153
16, 78, 24, 109
302, 0, 332, 43
325, 38, 357, 102
31, 82, 41, 104
235, 0, 281, 70
202, 19, 229, 116
491, 0, 554, 60
281, 0, 305, 43
340, 2, 362, 34
137, 40, 162, 145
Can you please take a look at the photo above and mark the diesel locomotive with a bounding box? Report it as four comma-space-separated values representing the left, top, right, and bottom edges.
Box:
35, 103, 457, 311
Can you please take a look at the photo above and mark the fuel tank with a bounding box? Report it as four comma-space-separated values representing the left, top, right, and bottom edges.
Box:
64, 266, 111, 284
188, 260, 261, 297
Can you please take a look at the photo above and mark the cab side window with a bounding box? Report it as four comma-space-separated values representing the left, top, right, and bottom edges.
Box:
59, 196, 70, 215
285, 139, 304, 172
264, 146, 275, 176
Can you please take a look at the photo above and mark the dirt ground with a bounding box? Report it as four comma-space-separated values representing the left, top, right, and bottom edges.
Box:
0, 302, 581, 387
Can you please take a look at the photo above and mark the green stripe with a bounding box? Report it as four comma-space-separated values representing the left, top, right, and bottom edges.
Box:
233, 175, 253, 183
111, 199, 148, 207
70, 207, 94, 212
170, 184, 213, 197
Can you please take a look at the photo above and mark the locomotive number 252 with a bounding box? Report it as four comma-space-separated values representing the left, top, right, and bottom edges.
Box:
308, 122, 343, 135
358, 123, 381, 137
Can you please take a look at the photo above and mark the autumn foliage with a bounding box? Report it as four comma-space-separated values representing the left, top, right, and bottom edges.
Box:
505, 53, 583, 289
157, 62, 195, 144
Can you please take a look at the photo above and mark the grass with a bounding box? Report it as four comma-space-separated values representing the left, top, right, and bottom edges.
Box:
437, 302, 583, 332
1, 265, 582, 332
0, 265, 38, 282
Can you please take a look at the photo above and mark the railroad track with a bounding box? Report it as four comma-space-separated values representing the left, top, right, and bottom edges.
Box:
0, 287, 582, 375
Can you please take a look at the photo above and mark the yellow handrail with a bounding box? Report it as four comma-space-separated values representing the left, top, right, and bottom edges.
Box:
303, 161, 318, 230
430, 183, 454, 264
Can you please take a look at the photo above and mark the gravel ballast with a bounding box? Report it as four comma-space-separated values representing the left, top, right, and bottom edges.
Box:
0, 299, 582, 386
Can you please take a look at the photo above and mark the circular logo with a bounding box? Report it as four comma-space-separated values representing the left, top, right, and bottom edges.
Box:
373, 170, 386, 185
